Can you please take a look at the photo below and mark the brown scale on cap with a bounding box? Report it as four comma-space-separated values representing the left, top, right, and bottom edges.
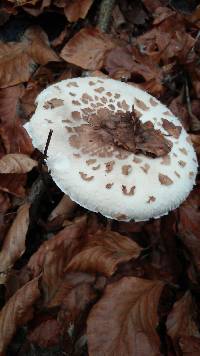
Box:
149, 98, 158, 107
178, 160, 186, 167
122, 165, 132, 175
147, 196, 156, 203
67, 82, 79, 88
72, 100, 81, 106
115, 214, 128, 220
89, 81, 95, 86
175, 171, 181, 178
105, 161, 115, 173
161, 155, 171, 165
79, 172, 94, 181
159, 174, 173, 186
140, 163, 150, 174
162, 119, 182, 139
189, 172, 194, 178
95, 87, 105, 93
163, 111, 173, 116
122, 185, 135, 196
134, 98, 150, 111
43, 98, 64, 109
69, 92, 76, 96
114, 93, 120, 99
92, 164, 101, 170
86, 159, 96, 165
179, 148, 188, 155
106, 183, 114, 189
71, 111, 81, 120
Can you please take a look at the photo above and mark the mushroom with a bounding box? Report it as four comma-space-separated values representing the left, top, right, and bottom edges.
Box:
24, 77, 198, 222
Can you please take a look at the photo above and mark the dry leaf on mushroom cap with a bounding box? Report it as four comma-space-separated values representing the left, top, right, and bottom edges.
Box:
24, 77, 198, 222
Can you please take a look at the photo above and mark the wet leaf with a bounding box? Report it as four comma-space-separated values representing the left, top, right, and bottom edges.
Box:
65, 230, 142, 277
0, 153, 37, 174
87, 277, 164, 356
61, 28, 116, 70
0, 202, 30, 284
64, 0, 94, 22
48, 194, 77, 221
0, 278, 40, 355
0, 26, 59, 87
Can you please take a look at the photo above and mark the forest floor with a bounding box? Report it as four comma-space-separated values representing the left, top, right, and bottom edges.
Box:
0, 0, 200, 355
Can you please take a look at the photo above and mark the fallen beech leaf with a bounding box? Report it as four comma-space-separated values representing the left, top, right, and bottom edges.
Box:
0, 153, 37, 174
190, 134, 200, 156
0, 26, 59, 88
8, 0, 39, 4
65, 230, 142, 277
0, 202, 30, 284
48, 194, 77, 221
0, 278, 40, 355
167, 292, 199, 340
48, 272, 95, 308
179, 336, 200, 355
0, 120, 34, 155
179, 189, 200, 272
23, 0, 51, 16
28, 318, 61, 348
28, 216, 87, 301
0, 85, 24, 124
0, 173, 26, 197
61, 28, 116, 70
64, 0, 94, 22
0, 192, 10, 214
87, 277, 164, 356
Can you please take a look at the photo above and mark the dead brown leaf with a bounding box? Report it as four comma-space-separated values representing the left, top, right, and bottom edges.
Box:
0, 202, 30, 284
0, 85, 24, 124
0, 26, 59, 88
48, 194, 77, 221
0, 278, 40, 355
60, 28, 116, 70
28, 216, 87, 302
28, 318, 61, 348
0, 153, 37, 174
64, 0, 94, 22
65, 230, 142, 277
0, 173, 27, 197
179, 189, 200, 272
166, 292, 200, 354
87, 277, 164, 356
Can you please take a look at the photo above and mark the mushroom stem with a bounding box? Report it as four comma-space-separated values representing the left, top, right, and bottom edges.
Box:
98, 0, 116, 32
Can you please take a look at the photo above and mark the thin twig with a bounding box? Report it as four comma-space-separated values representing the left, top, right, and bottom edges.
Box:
185, 79, 200, 132
98, 0, 116, 32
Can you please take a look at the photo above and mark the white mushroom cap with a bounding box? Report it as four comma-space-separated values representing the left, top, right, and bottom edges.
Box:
24, 77, 198, 222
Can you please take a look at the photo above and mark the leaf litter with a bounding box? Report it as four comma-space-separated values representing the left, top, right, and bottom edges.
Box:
0, 0, 200, 355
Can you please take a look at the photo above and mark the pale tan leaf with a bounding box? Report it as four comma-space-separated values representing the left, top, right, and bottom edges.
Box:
0, 202, 30, 284
48, 194, 77, 221
60, 28, 116, 70
0, 26, 59, 88
87, 277, 164, 356
0, 278, 40, 355
65, 230, 142, 277
0, 154, 37, 174
64, 0, 94, 22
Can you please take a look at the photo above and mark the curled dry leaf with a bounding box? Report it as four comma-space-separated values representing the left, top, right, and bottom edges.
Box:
0, 153, 37, 174
0, 26, 59, 88
60, 28, 116, 70
48, 194, 77, 221
64, 0, 94, 22
0, 278, 40, 355
0, 85, 24, 125
65, 230, 142, 277
0, 202, 30, 284
87, 277, 164, 356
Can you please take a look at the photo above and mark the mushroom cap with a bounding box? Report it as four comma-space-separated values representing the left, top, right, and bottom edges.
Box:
24, 77, 198, 221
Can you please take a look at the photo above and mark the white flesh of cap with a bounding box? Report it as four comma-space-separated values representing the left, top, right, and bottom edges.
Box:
24, 77, 198, 221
